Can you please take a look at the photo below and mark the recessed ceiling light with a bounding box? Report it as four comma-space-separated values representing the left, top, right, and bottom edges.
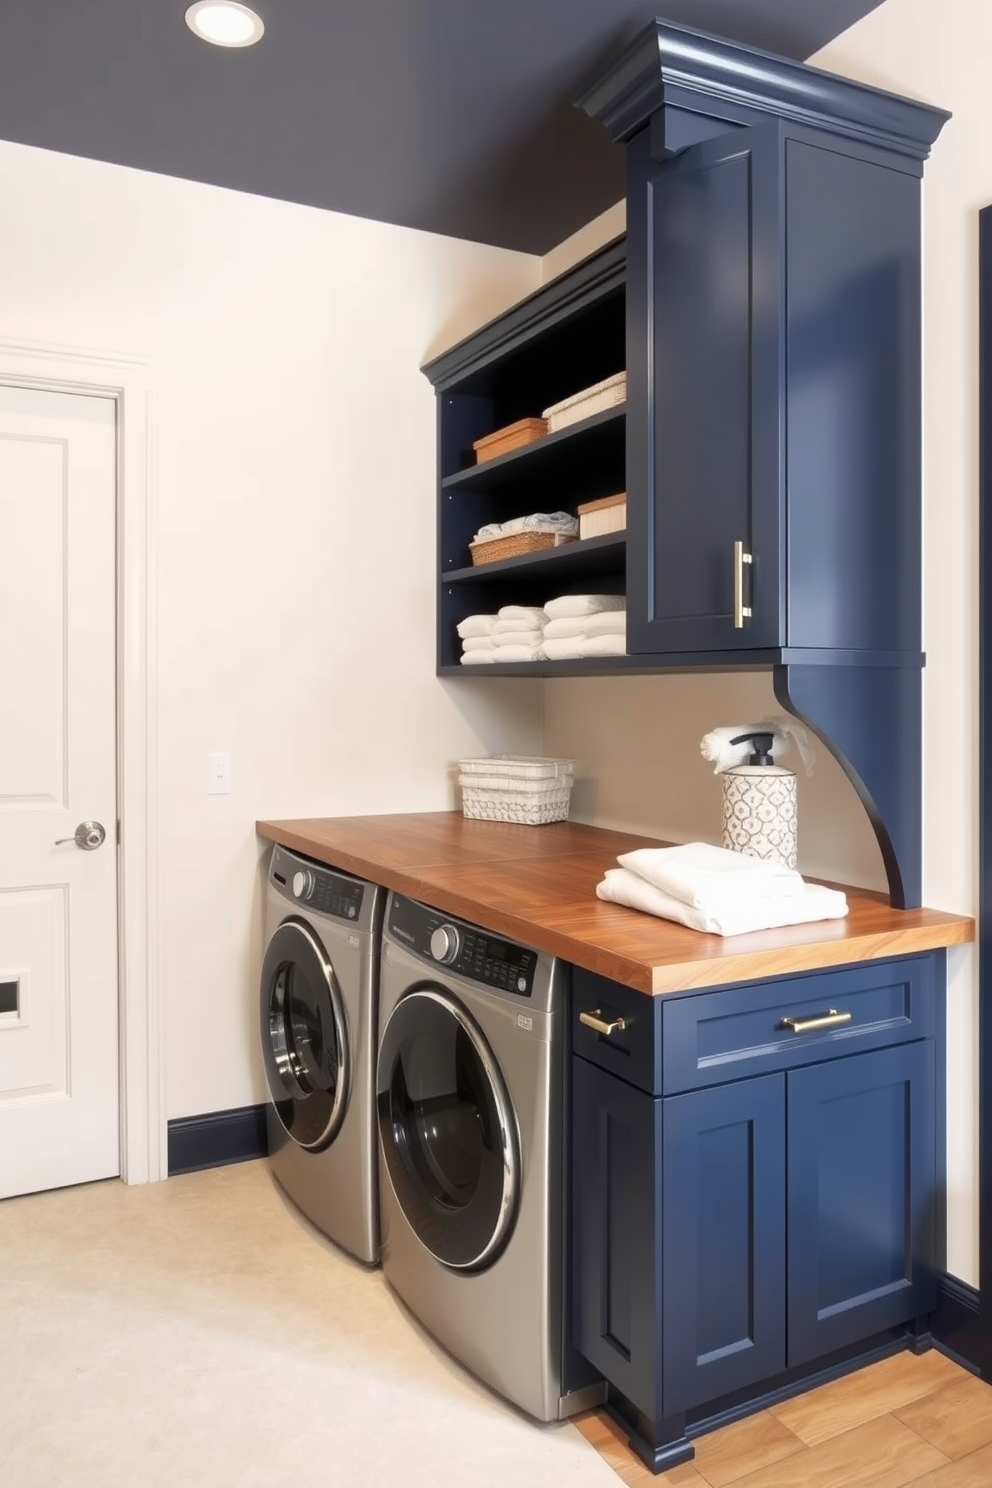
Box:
185, 2, 264, 48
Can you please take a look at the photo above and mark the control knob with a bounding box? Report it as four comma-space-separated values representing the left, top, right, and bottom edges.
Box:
292, 869, 315, 901
430, 924, 461, 965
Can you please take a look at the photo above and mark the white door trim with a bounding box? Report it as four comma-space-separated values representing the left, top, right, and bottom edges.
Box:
0, 337, 163, 1183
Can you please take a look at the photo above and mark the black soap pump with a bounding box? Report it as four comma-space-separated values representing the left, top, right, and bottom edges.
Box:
722, 730, 798, 866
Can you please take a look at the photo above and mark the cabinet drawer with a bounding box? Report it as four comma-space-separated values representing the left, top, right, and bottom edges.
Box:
662, 956, 936, 1094
572, 968, 663, 1096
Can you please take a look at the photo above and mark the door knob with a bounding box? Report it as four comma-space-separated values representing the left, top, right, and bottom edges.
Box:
55, 820, 107, 850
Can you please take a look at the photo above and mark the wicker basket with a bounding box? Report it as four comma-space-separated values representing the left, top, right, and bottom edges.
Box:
469, 530, 576, 566
457, 756, 575, 825
542, 372, 627, 434
472, 417, 548, 464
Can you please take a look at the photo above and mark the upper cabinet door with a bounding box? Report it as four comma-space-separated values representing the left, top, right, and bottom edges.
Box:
627, 123, 784, 655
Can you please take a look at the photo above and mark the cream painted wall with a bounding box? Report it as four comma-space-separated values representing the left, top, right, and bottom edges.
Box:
538, 0, 981, 1283
0, 139, 543, 1120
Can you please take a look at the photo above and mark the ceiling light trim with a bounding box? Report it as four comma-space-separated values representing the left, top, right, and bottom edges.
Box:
185, 2, 265, 49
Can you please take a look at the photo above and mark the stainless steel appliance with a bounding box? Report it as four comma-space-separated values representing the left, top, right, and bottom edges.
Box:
261, 846, 382, 1262
375, 891, 604, 1421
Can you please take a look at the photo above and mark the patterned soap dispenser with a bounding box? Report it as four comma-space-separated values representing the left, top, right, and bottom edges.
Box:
721, 731, 798, 870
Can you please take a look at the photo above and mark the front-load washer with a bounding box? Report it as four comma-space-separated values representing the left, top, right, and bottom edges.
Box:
375, 891, 604, 1421
261, 845, 382, 1263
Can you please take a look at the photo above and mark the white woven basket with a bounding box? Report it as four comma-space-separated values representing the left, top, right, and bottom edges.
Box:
457, 755, 575, 824
542, 372, 627, 434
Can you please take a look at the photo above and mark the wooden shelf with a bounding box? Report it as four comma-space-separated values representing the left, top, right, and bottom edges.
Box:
442, 533, 625, 586
442, 405, 625, 497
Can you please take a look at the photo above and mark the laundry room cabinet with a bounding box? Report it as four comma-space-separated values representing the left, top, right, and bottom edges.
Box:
570, 952, 943, 1473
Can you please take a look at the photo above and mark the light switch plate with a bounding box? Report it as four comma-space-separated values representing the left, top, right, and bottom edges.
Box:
207, 752, 231, 795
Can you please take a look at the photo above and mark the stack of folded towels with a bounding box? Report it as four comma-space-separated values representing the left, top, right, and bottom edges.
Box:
456, 605, 549, 663
596, 841, 849, 937
542, 594, 626, 660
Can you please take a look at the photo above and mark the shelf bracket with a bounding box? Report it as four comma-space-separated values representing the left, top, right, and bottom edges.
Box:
774, 664, 921, 909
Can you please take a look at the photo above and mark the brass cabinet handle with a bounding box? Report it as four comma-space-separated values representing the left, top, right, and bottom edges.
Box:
579, 1009, 627, 1037
779, 1008, 852, 1035
733, 540, 753, 629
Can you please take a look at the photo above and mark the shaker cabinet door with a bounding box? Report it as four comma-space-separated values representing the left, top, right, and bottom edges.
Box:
661, 1073, 787, 1412
626, 123, 784, 655
786, 1041, 936, 1366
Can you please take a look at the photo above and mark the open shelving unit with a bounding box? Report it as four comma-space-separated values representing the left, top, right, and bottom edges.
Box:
423, 239, 628, 672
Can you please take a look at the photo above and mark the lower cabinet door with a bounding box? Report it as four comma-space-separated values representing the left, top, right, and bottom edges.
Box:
661, 1073, 787, 1413
572, 1055, 662, 1422
787, 1040, 936, 1366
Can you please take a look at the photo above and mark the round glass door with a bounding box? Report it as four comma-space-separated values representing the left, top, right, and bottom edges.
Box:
376, 987, 519, 1271
260, 918, 348, 1151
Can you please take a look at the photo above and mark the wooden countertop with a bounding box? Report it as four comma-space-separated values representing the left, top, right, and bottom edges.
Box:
256, 813, 974, 995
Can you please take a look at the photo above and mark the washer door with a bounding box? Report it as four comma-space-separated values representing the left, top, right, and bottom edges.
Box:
261, 918, 348, 1151
376, 987, 519, 1271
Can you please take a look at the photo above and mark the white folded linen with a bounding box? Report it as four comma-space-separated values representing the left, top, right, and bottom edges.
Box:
497, 604, 546, 625
492, 644, 543, 662
493, 616, 544, 637
459, 651, 494, 664
494, 629, 545, 647
544, 593, 626, 619
596, 867, 848, 937
543, 611, 626, 640
456, 613, 498, 639
474, 512, 578, 540
618, 842, 804, 910
461, 635, 496, 653
542, 632, 627, 660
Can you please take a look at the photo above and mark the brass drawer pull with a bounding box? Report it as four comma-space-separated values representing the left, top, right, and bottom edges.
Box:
779, 1009, 852, 1035
579, 1009, 627, 1037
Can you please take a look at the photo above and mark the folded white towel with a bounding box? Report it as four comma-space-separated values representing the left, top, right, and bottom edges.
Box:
493, 617, 544, 637
544, 593, 626, 620
494, 629, 545, 647
461, 635, 496, 653
596, 867, 848, 937
459, 651, 494, 665
456, 613, 498, 640
542, 632, 627, 660
544, 611, 626, 640
618, 842, 804, 910
498, 605, 546, 625
541, 636, 584, 660
493, 643, 543, 662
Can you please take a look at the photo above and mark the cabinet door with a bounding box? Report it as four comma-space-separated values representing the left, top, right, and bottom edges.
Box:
787, 1041, 936, 1366
626, 123, 783, 654
662, 1074, 786, 1413
572, 1055, 662, 1423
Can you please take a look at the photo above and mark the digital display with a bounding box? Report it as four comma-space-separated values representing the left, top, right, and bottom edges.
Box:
488, 942, 506, 960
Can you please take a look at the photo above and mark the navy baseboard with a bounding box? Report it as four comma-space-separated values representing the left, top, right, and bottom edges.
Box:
167, 1104, 268, 1177
932, 1273, 985, 1377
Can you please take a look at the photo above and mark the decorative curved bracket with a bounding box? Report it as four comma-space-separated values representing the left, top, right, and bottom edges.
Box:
774, 664, 921, 909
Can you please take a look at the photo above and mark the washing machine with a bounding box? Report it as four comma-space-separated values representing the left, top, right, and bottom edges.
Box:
260, 845, 382, 1263
375, 891, 604, 1422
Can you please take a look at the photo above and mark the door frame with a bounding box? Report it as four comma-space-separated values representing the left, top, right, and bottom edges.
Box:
0, 336, 162, 1184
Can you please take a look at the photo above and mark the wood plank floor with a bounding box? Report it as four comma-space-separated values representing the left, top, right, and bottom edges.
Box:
575, 1351, 992, 1487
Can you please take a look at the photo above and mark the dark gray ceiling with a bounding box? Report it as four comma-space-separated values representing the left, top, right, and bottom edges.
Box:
0, 0, 884, 253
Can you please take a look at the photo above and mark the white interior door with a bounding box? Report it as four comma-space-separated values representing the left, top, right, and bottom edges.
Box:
0, 384, 118, 1198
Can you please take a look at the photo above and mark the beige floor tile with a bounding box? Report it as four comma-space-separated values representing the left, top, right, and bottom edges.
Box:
691, 1411, 805, 1487
0, 1162, 619, 1488
896, 1376, 992, 1460
899, 1442, 992, 1488
730, 1414, 947, 1488
769, 1352, 965, 1446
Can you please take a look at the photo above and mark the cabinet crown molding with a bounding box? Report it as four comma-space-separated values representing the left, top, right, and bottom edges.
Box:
577, 19, 950, 161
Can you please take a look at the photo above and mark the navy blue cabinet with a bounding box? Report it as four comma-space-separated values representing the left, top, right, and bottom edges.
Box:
787, 1041, 936, 1365
570, 955, 942, 1470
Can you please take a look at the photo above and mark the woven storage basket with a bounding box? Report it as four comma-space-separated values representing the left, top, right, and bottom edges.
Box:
542, 372, 627, 434
469, 530, 576, 566
472, 417, 548, 464
457, 756, 575, 825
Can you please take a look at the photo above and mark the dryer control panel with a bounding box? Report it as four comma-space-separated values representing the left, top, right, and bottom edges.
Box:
270, 848, 365, 922
388, 894, 537, 998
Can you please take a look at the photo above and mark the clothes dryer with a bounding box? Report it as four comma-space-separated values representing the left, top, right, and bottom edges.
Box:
261, 846, 382, 1262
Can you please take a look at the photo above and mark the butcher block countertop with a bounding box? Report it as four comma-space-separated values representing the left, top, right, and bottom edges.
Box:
256, 813, 974, 996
